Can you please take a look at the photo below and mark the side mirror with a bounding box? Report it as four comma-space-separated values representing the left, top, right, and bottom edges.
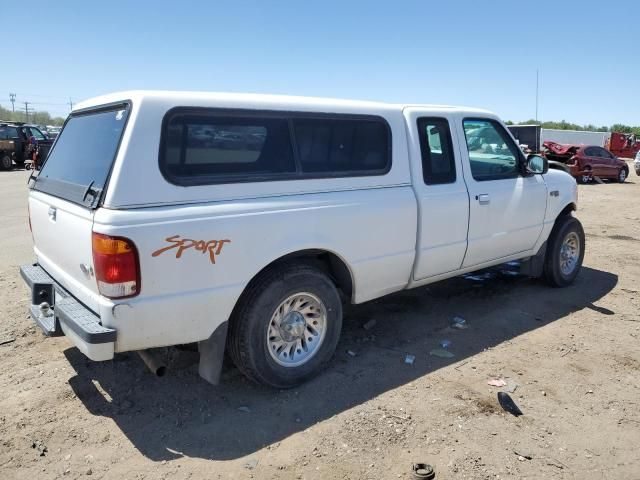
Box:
526, 154, 548, 174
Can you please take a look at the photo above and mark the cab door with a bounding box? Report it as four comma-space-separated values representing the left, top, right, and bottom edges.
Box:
457, 117, 547, 268
404, 108, 469, 280
583, 147, 607, 177
595, 147, 616, 178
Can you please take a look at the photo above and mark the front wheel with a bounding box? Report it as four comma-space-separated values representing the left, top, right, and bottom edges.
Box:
543, 215, 585, 287
577, 173, 591, 184
227, 262, 343, 388
617, 168, 627, 183
0, 154, 12, 171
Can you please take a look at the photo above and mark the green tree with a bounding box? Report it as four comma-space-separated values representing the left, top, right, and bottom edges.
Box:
0, 105, 66, 125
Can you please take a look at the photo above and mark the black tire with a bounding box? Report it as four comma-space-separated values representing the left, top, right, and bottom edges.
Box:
227, 262, 343, 388
0, 154, 12, 171
577, 171, 591, 184
617, 168, 628, 183
543, 215, 585, 287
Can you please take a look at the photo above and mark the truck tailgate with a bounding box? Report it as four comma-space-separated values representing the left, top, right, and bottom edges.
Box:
29, 191, 100, 312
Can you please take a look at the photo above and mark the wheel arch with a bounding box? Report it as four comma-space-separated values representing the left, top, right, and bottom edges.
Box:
236, 248, 355, 309
558, 202, 577, 219
199, 248, 355, 386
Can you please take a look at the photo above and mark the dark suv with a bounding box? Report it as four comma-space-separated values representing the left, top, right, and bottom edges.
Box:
0, 122, 54, 170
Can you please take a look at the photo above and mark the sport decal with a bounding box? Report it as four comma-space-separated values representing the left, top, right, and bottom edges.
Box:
152, 235, 231, 264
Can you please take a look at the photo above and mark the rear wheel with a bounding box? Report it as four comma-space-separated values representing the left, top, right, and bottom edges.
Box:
227, 262, 343, 388
0, 154, 12, 171
617, 168, 627, 183
543, 215, 585, 287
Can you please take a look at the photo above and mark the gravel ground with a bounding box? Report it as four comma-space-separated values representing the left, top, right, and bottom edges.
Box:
0, 166, 639, 479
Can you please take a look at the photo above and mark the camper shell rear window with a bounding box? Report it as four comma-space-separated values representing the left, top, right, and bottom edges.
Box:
32, 103, 130, 207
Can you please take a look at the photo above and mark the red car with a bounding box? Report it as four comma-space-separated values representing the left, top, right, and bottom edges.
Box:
543, 141, 629, 184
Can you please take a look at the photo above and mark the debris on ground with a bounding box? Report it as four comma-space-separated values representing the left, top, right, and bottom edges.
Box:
31, 439, 47, 456
0, 336, 15, 346
451, 316, 468, 329
497, 392, 523, 417
429, 348, 455, 359
500, 269, 520, 277
487, 378, 507, 388
514, 449, 533, 460
346, 350, 357, 357
237, 406, 251, 413
362, 319, 377, 331
404, 354, 415, 365
411, 463, 435, 479
243, 458, 258, 470
439, 339, 452, 349
505, 379, 519, 393
463, 271, 495, 282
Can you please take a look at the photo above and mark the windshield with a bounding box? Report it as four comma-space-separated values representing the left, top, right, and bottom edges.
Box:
33, 105, 129, 206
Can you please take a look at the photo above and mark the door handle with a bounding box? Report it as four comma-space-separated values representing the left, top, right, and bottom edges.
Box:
477, 194, 490, 205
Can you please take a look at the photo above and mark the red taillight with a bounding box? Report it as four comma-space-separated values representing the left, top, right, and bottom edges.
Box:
92, 232, 140, 299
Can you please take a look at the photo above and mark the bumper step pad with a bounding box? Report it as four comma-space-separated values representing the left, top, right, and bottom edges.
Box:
20, 264, 116, 344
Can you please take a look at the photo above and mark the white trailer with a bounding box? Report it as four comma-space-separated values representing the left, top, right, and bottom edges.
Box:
541, 129, 611, 147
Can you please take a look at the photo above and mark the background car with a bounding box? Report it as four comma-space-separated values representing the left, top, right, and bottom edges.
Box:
634, 150, 640, 176
542, 141, 629, 184
46, 126, 62, 139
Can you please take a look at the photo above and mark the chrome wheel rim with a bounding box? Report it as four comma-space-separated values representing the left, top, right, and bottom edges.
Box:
580, 175, 590, 184
619, 170, 626, 182
559, 232, 580, 276
267, 292, 327, 367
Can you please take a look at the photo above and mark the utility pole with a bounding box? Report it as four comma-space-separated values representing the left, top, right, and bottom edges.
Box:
535, 69, 539, 123
9, 93, 16, 112
68, 98, 73, 112
24, 102, 30, 123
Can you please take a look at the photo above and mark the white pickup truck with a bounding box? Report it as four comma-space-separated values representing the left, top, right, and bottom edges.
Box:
21, 91, 584, 388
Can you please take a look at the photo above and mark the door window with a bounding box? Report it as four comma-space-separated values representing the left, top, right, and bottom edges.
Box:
416, 117, 456, 184
596, 147, 613, 159
463, 119, 521, 181
27, 127, 46, 141
584, 147, 599, 157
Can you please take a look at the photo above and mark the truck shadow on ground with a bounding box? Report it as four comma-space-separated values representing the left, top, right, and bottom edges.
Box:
65, 265, 617, 461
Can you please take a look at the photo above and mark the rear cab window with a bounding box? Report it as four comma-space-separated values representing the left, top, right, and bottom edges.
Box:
32, 104, 130, 207
416, 117, 456, 185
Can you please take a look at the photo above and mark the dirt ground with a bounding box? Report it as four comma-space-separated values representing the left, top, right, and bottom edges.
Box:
1, 165, 639, 480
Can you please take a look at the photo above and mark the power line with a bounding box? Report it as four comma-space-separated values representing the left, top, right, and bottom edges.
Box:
5, 91, 75, 100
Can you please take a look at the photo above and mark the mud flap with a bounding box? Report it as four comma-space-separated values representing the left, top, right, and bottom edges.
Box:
198, 321, 228, 385
519, 241, 546, 278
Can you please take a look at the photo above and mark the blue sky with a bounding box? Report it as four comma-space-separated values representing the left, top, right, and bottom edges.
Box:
2, 0, 637, 125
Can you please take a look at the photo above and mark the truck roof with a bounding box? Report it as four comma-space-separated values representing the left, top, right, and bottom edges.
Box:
74, 90, 494, 116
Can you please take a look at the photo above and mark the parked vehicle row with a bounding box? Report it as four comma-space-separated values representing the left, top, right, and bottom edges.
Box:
21, 91, 584, 389
0, 122, 54, 170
